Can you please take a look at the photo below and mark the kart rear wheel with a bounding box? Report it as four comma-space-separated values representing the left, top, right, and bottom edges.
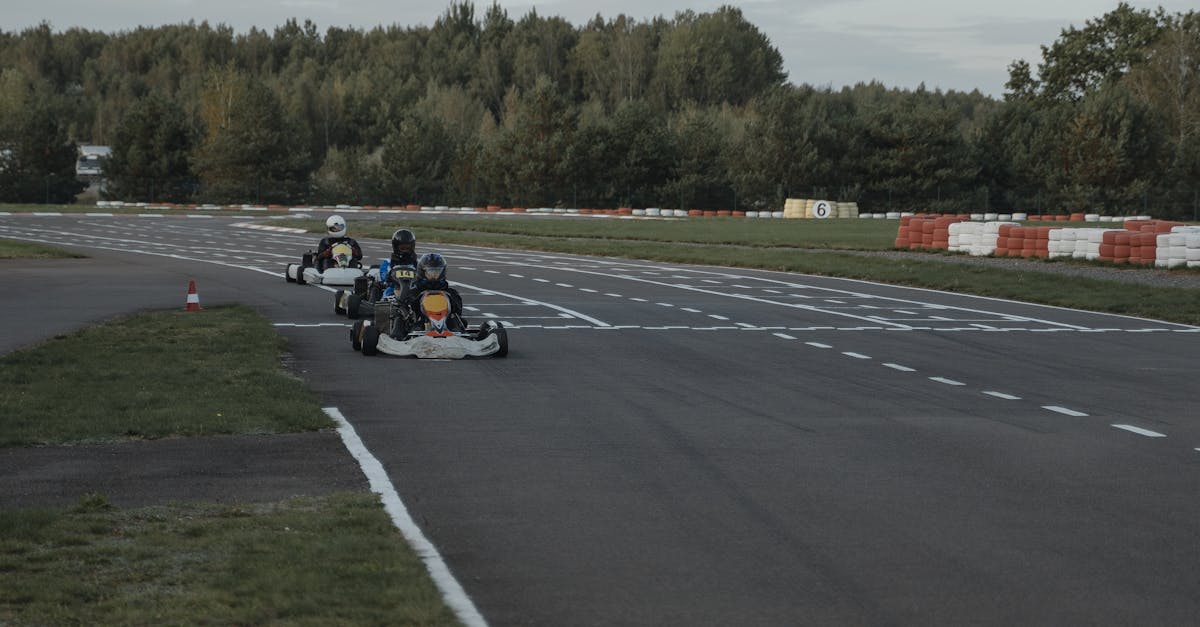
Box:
493, 325, 508, 357
361, 324, 379, 356
334, 290, 347, 315
284, 264, 296, 283
350, 320, 363, 351
346, 294, 362, 320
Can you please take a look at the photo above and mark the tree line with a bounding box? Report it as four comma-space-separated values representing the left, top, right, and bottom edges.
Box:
0, 2, 1197, 218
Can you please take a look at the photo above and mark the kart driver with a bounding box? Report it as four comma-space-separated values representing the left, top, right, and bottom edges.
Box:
389, 228, 418, 267
315, 215, 363, 271
378, 228, 419, 299
403, 252, 464, 325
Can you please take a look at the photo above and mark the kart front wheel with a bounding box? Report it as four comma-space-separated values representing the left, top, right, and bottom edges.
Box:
361, 324, 379, 356
350, 320, 363, 351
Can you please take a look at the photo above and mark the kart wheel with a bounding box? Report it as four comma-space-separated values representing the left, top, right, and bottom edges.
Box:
493, 324, 508, 358
284, 264, 296, 283
346, 294, 362, 320
353, 276, 369, 297
369, 284, 383, 301
361, 324, 379, 356
350, 320, 363, 351
334, 290, 347, 316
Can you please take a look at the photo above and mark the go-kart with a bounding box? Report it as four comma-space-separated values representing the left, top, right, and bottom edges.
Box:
284, 243, 368, 286
333, 261, 414, 319
350, 289, 508, 359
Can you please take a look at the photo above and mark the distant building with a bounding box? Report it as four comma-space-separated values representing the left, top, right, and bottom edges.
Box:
76, 145, 111, 178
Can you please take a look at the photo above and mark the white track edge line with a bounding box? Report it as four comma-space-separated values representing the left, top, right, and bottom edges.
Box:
325, 407, 488, 627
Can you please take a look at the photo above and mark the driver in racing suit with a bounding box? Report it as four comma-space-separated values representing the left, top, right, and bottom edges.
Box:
378, 229, 418, 299
315, 214, 363, 271
402, 252, 464, 327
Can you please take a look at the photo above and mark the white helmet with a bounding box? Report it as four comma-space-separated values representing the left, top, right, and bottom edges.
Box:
325, 215, 347, 237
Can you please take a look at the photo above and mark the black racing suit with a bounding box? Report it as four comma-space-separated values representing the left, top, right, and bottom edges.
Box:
315, 236, 363, 271
402, 276, 464, 324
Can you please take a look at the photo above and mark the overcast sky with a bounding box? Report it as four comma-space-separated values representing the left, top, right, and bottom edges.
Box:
6, 1, 1195, 96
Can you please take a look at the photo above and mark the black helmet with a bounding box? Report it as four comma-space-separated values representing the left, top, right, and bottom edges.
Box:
391, 229, 416, 256
417, 252, 447, 281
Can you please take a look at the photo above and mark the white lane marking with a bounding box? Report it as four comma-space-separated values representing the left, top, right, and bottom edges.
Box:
883, 363, 916, 372
736, 323, 758, 328
533, 278, 550, 283
483, 270, 500, 274
842, 352, 871, 359
805, 342, 832, 349
983, 391, 1022, 400
773, 333, 796, 340
682, 308, 702, 313
657, 302, 674, 307
630, 297, 648, 302
605, 293, 623, 298
929, 377, 965, 386
1112, 424, 1166, 438
709, 314, 729, 320
702, 279, 722, 284
579, 288, 598, 293
1044, 406, 1089, 417
508, 273, 524, 278
324, 407, 487, 627
555, 283, 573, 288
453, 281, 612, 327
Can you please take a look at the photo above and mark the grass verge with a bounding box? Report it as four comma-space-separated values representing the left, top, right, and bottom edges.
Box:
0, 239, 83, 259
0, 305, 332, 447
280, 218, 1200, 326
0, 492, 459, 625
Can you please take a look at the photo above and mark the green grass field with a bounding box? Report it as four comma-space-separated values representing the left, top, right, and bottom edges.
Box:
0, 493, 458, 625
0, 239, 85, 259
0, 306, 332, 447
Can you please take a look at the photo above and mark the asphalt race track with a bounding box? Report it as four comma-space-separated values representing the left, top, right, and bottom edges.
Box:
2, 213, 1199, 626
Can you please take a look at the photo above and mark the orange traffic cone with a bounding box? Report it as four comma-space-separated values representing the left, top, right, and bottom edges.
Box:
185, 280, 202, 311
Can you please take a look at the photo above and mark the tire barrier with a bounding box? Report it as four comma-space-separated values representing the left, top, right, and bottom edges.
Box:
783, 198, 860, 219
896, 216, 1198, 269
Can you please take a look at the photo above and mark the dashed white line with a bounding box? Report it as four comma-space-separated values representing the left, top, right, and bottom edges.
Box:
1043, 406, 1089, 417
805, 342, 833, 349
982, 391, 1022, 400
630, 297, 648, 302
605, 293, 623, 298
708, 314, 729, 320
579, 288, 598, 293
656, 302, 674, 307
555, 283, 573, 288
508, 273, 524, 278
773, 333, 797, 340
681, 308, 702, 313
883, 363, 916, 372
533, 278, 550, 283
929, 377, 965, 386
736, 323, 758, 328
842, 352, 872, 360
1112, 424, 1166, 438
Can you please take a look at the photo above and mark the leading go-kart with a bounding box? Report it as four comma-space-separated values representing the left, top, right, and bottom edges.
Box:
350, 289, 508, 359
284, 243, 369, 286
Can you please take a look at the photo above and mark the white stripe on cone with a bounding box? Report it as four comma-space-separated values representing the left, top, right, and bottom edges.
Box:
186, 280, 201, 311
